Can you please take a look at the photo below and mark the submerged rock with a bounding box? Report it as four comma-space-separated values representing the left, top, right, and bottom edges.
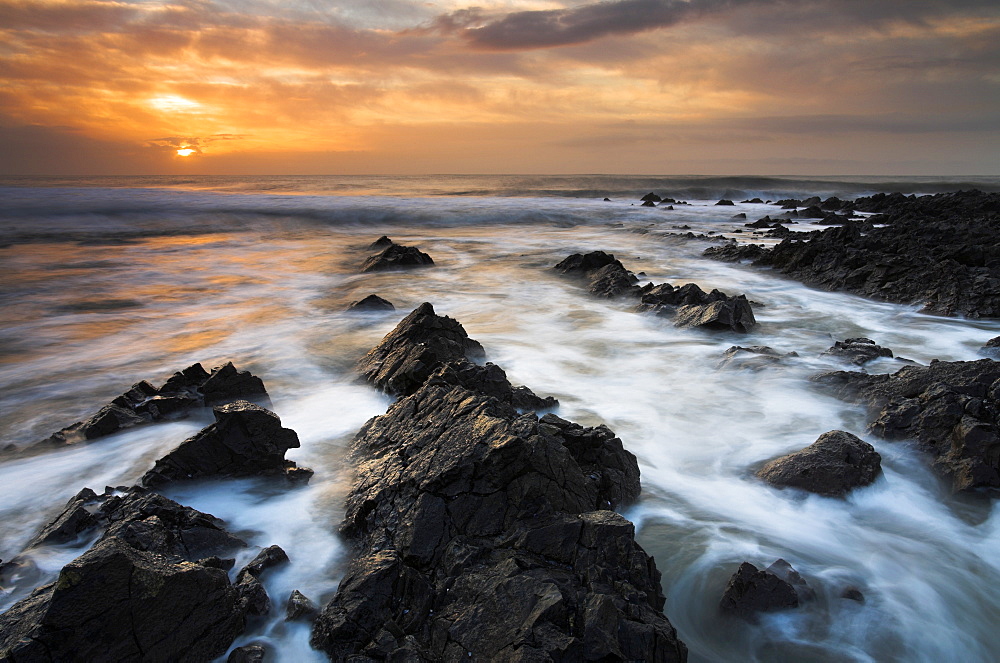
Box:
813, 359, 1000, 492
346, 294, 395, 312
720, 559, 813, 620
822, 337, 894, 366
0, 488, 258, 662
361, 243, 434, 272
41, 361, 270, 449
980, 336, 1000, 359
718, 345, 794, 371
286, 590, 319, 621
756, 430, 882, 497
141, 401, 303, 488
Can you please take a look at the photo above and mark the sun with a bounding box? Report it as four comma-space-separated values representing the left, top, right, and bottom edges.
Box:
176, 148, 196, 156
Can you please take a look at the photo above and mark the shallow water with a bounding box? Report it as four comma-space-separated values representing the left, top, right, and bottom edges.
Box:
1, 180, 999, 661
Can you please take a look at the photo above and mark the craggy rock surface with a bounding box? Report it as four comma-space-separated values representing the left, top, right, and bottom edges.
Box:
555, 251, 757, 333
822, 338, 894, 366
813, 359, 1000, 492
347, 294, 395, 312
980, 336, 1000, 359
704, 190, 1000, 318
720, 559, 814, 620
141, 400, 305, 488
361, 242, 435, 272
356, 302, 486, 396
756, 430, 882, 497
311, 309, 686, 661
40, 361, 269, 449
0, 487, 276, 662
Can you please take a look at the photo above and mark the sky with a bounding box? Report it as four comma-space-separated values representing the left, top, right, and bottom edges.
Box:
1, 0, 998, 176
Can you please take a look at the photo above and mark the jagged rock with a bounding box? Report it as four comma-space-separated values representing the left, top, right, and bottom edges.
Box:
26, 488, 100, 548
642, 200, 657, 207
41, 362, 270, 448
370, 235, 394, 249
640, 192, 662, 203
0, 488, 252, 662
812, 359, 1000, 491
427, 360, 558, 412
228, 644, 267, 663
361, 243, 434, 272
718, 345, 793, 371
703, 243, 769, 263
141, 401, 301, 487
356, 302, 486, 396
310, 317, 686, 661
235, 545, 289, 617
347, 294, 396, 312
674, 296, 757, 333
720, 559, 813, 619
732, 213, 747, 219
756, 430, 882, 496
822, 337, 894, 366
286, 590, 319, 621
741, 198, 765, 204
980, 336, 1000, 359
554, 251, 639, 298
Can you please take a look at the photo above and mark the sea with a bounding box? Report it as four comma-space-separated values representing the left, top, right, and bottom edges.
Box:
2, 174, 999, 662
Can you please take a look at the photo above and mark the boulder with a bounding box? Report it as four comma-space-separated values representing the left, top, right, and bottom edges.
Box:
361, 244, 434, 272
369, 235, 393, 249
812, 359, 1000, 492
228, 644, 267, 663
756, 430, 882, 496
356, 302, 487, 396
674, 296, 757, 333
141, 401, 302, 488
0, 488, 255, 662
640, 192, 662, 203
822, 338, 894, 366
980, 336, 1000, 359
286, 590, 319, 621
41, 362, 270, 448
716, 199, 735, 206
741, 198, 765, 204
642, 200, 657, 207
346, 294, 395, 312
554, 251, 640, 298
720, 559, 813, 620
718, 345, 792, 371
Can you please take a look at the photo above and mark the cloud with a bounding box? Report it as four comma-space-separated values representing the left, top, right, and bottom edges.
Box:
146, 134, 248, 154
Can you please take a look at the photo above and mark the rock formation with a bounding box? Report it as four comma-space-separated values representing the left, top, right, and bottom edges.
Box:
756, 430, 882, 497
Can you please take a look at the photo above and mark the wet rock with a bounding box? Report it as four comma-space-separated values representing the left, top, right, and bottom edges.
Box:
370, 235, 394, 249
228, 644, 267, 663
822, 337, 894, 366
741, 198, 765, 204
427, 360, 558, 412
642, 200, 657, 207
718, 345, 793, 371
554, 251, 640, 298
347, 294, 395, 312
41, 362, 270, 448
812, 359, 1000, 492
841, 587, 865, 602
235, 545, 289, 617
979, 336, 1000, 359
756, 430, 882, 497
640, 192, 662, 203
674, 296, 757, 333
26, 488, 101, 548
311, 314, 686, 662
357, 302, 487, 397
0, 488, 253, 662
286, 589, 319, 621
716, 199, 735, 206
141, 401, 302, 488
703, 243, 769, 263
732, 213, 747, 219
720, 559, 812, 619
361, 243, 434, 272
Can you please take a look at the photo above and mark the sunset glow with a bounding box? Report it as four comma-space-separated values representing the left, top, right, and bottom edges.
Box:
1, 0, 998, 175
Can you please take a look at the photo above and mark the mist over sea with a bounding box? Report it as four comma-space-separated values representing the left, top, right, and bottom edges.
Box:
2, 174, 999, 662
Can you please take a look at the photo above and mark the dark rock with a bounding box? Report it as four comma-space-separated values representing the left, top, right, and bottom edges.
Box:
347, 294, 396, 312
703, 243, 769, 263
640, 192, 662, 203
370, 235, 393, 249
662, 205, 674, 210
0, 488, 252, 662
427, 360, 558, 412
822, 338, 894, 366
716, 199, 735, 206
841, 587, 865, 602
41, 362, 270, 448
732, 213, 747, 219
234, 545, 289, 617
641, 200, 657, 207
228, 644, 267, 663
812, 359, 1000, 491
720, 559, 812, 619
741, 198, 765, 204
361, 243, 434, 272
756, 430, 882, 496
674, 296, 757, 333
356, 302, 487, 397
141, 401, 301, 487
554, 251, 640, 298
718, 345, 791, 371
603, 197, 611, 202
797, 205, 826, 219
311, 316, 686, 662
286, 589, 319, 621
724, 191, 1000, 318
822, 196, 846, 210
26, 488, 101, 548
979, 336, 1000, 359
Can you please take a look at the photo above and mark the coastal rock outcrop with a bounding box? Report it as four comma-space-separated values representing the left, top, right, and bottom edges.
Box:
822, 338, 894, 366
0, 488, 276, 662
980, 336, 1000, 359
310, 307, 686, 661
41, 362, 269, 449
705, 190, 1000, 318
361, 242, 434, 272
346, 294, 395, 312
141, 400, 305, 488
717, 345, 795, 371
554, 251, 640, 298
756, 430, 882, 497
720, 559, 814, 620
813, 359, 1000, 492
